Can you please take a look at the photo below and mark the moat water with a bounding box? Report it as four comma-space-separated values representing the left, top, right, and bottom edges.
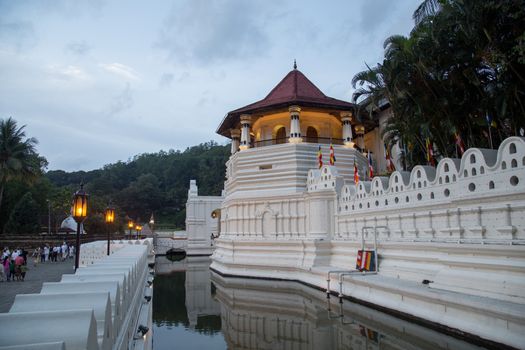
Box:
153, 256, 487, 350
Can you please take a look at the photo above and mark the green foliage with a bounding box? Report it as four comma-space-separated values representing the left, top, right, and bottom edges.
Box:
46, 141, 230, 229
352, 0, 525, 169
5, 192, 40, 234
0, 117, 229, 234
0, 117, 45, 213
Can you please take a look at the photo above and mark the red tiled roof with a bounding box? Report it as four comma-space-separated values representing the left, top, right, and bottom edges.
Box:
217, 68, 355, 137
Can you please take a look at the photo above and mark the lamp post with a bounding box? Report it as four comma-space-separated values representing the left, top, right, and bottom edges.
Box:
72, 183, 88, 270
104, 206, 115, 256
46, 200, 51, 235
149, 214, 155, 248
128, 220, 134, 238
135, 224, 142, 240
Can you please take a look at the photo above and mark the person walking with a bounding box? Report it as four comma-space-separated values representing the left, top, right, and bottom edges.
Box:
33, 247, 41, 266
14, 255, 24, 281
9, 258, 15, 281
3, 256, 10, 281
44, 245, 49, 262
61, 242, 68, 261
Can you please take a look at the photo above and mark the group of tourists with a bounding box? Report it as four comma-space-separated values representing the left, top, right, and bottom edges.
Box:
32, 242, 74, 264
1, 242, 75, 282
1, 247, 28, 282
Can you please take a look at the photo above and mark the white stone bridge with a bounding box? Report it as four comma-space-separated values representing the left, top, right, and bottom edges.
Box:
155, 231, 188, 255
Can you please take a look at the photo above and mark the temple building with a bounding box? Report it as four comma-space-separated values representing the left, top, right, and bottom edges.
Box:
216, 63, 391, 188
205, 64, 525, 349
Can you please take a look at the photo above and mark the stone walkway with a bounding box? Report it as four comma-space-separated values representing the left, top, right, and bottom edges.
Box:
0, 259, 75, 312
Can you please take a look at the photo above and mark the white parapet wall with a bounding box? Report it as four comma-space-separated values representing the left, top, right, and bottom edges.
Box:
211, 136, 525, 349
0, 239, 154, 350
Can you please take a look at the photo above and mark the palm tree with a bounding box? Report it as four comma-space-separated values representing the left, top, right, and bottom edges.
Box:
0, 117, 39, 214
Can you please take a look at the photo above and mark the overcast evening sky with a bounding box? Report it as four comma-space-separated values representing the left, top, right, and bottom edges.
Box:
0, 0, 420, 171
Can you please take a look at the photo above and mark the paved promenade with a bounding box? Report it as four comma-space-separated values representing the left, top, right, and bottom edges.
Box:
0, 259, 74, 312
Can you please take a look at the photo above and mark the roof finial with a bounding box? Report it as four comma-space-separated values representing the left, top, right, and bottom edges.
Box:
293, 59, 297, 70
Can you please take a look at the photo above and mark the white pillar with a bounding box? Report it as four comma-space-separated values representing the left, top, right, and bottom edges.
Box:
239, 114, 251, 151
355, 125, 365, 150
230, 129, 240, 154
341, 112, 354, 148
288, 105, 302, 144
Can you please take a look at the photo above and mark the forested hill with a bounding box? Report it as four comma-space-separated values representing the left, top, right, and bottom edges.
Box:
46, 141, 230, 229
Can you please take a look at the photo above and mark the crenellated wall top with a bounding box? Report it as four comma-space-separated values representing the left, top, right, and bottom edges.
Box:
326, 137, 525, 212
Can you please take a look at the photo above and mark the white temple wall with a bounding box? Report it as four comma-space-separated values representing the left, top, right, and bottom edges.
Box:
212, 137, 525, 348
186, 180, 223, 255
222, 196, 307, 238
224, 143, 368, 201
337, 137, 525, 243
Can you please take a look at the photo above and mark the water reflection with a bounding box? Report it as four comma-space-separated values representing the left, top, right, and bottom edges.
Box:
211, 273, 486, 350
154, 256, 486, 350
153, 256, 225, 349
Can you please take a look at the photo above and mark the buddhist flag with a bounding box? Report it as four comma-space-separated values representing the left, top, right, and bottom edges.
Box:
329, 143, 336, 165
486, 113, 497, 128
356, 250, 376, 271
385, 143, 394, 172
359, 325, 379, 342
426, 137, 435, 166
353, 161, 359, 184
367, 150, 374, 179
455, 132, 465, 156
318, 145, 323, 169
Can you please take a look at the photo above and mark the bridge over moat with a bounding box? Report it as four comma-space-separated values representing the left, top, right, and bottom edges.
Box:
155, 231, 188, 255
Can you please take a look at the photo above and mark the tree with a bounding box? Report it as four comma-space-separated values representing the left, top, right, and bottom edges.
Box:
4, 192, 40, 234
0, 118, 41, 215
352, 0, 525, 169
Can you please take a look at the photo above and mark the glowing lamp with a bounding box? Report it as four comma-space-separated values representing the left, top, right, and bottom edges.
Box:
72, 184, 88, 224
104, 207, 115, 224
72, 182, 88, 270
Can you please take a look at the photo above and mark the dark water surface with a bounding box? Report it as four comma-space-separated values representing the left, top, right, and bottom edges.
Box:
153, 256, 486, 350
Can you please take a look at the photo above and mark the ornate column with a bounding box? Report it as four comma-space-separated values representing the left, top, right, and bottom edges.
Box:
230, 129, 240, 154
341, 111, 354, 148
288, 105, 302, 143
355, 125, 365, 150
239, 114, 251, 151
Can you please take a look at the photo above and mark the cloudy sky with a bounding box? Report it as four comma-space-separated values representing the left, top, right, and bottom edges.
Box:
0, 0, 420, 171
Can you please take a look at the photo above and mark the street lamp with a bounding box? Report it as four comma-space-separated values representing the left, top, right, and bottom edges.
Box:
72, 182, 88, 270
128, 220, 134, 238
149, 214, 156, 248
135, 224, 142, 239
149, 214, 155, 231
104, 206, 115, 256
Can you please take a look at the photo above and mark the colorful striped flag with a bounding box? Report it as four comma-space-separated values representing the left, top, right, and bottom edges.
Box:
329, 143, 336, 165
356, 250, 376, 271
317, 145, 323, 169
486, 113, 497, 128
385, 143, 394, 172
353, 162, 359, 184
367, 150, 374, 179
359, 325, 379, 342
426, 137, 435, 166
455, 132, 465, 156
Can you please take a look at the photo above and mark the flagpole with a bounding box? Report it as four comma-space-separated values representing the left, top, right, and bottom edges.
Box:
488, 125, 493, 149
